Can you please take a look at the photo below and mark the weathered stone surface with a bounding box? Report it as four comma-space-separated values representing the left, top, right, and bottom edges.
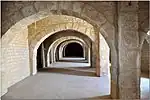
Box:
73, 2, 84, 14
100, 22, 115, 40
2, 2, 18, 17
119, 69, 140, 88
21, 5, 36, 17
59, 1, 73, 11
119, 13, 139, 48
118, 2, 140, 99
119, 1, 138, 12
87, 2, 115, 24
34, 2, 48, 11
111, 67, 118, 81
82, 4, 106, 26
140, 18, 149, 33
119, 87, 140, 99
111, 80, 119, 99
139, 1, 149, 10
9, 12, 24, 25
47, 2, 57, 11
119, 49, 140, 72
14, 1, 34, 10
2, 19, 13, 35
138, 10, 149, 24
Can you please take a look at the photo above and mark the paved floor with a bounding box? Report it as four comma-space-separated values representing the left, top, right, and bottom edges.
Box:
58, 57, 89, 63
2, 68, 110, 100
48, 61, 90, 68
59, 57, 86, 61
2, 61, 149, 100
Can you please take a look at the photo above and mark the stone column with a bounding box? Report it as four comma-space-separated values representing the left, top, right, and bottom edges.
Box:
41, 43, 46, 68
88, 47, 91, 63
84, 46, 88, 62
118, 2, 140, 99
51, 48, 54, 63
91, 44, 95, 68
93, 29, 100, 77
63, 47, 66, 57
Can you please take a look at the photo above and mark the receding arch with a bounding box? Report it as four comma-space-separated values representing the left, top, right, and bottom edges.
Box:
64, 42, 84, 57
47, 36, 88, 65
59, 40, 84, 58
2, 5, 115, 77
28, 15, 95, 75
47, 36, 89, 66
1, 2, 116, 98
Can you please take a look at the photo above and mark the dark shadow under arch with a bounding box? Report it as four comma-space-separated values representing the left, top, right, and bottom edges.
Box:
63, 42, 84, 57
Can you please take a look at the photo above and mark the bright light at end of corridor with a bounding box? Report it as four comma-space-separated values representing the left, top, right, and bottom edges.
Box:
147, 31, 150, 35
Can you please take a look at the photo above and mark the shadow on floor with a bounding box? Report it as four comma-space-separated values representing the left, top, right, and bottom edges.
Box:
38, 67, 97, 77
59, 60, 88, 63
79, 95, 111, 100
2, 95, 111, 100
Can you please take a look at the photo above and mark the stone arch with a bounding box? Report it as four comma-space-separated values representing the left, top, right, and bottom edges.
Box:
2, 3, 115, 76
29, 15, 96, 75
140, 31, 150, 49
1, 1, 116, 97
2, 1, 111, 35
47, 36, 89, 66
2, 2, 115, 46
140, 31, 150, 74
58, 40, 85, 58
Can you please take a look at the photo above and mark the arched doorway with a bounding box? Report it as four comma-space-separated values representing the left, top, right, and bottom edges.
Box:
140, 33, 150, 99
63, 42, 84, 57
1, 1, 117, 99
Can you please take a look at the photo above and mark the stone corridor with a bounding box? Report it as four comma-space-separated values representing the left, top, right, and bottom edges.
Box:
1, 1, 150, 100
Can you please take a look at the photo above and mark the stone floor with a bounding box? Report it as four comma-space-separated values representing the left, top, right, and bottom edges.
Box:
59, 57, 86, 61
49, 57, 90, 68
49, 62, 90, 68
2, 60, 150, 100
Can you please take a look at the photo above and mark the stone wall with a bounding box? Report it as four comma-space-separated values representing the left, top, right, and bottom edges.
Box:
141, 40, 149, 73
1, 29, 30, 96
100, 34, 110, 76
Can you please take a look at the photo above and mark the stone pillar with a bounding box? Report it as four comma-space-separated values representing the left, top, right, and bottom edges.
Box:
51, 48, 54, 63
84, 46, 88, 62
88, 48, 91, 63
91, 44, 95, 68
94, 29, 100, 77
63, 47, 66, 57
41, 43, 46, 68
118, 2, 140, 99
83, 46, 86, 58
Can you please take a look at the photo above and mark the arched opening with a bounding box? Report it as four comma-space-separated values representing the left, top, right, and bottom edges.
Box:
140, 34, 150, 99
1, 1, 117, 99
141, 39, 149, 74
37, 44, 42, 69
2, 14, 113, 100
63, 42, 84, 57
